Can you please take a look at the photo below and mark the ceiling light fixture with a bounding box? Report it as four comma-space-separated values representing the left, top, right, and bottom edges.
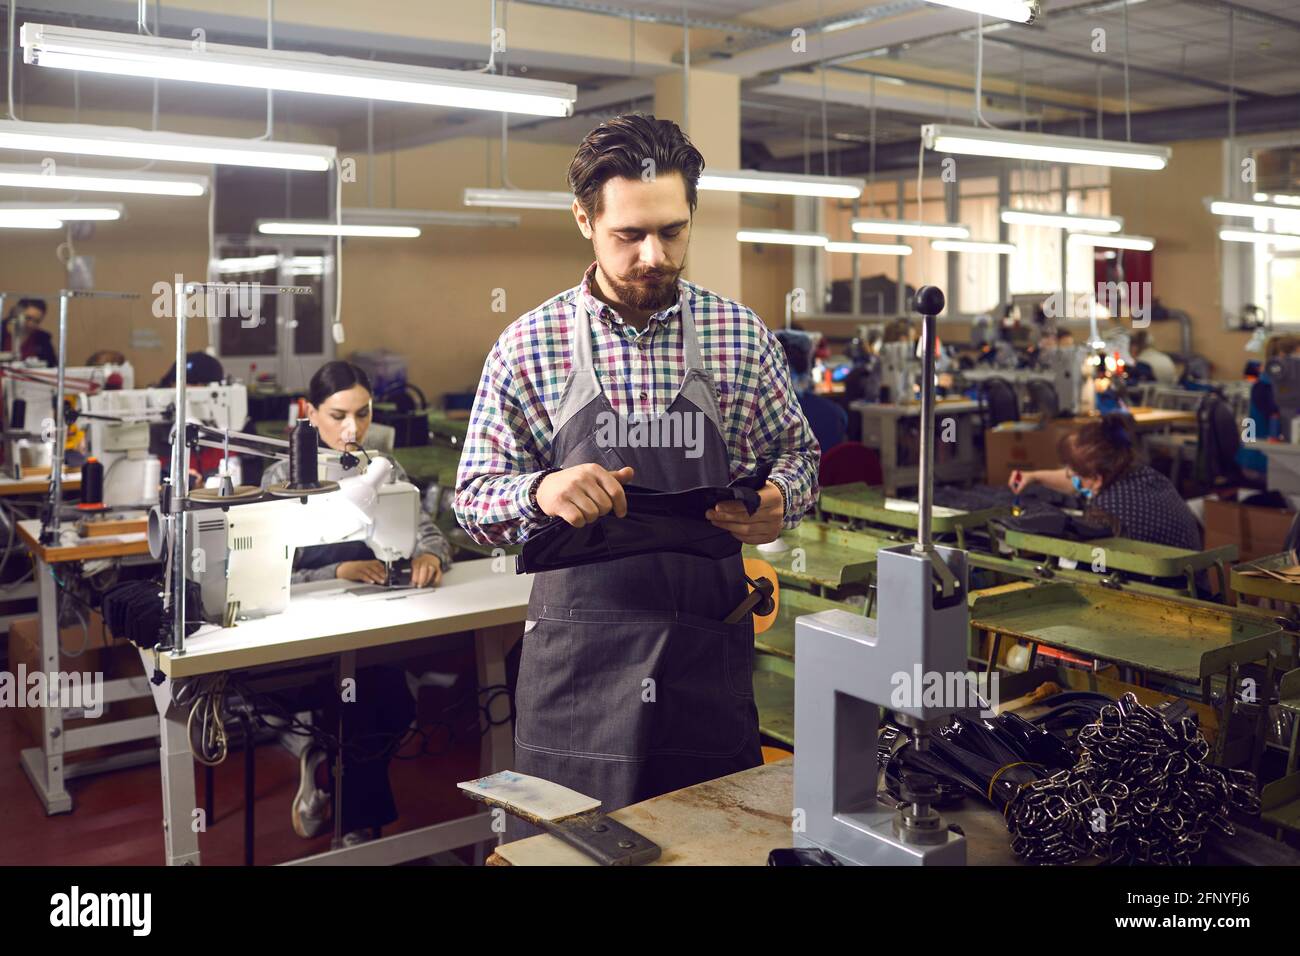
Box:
699, 169, 865, 199
852, 218, 970, 239
1000, 208, 1123, 232
0, 120, 334, 171
21, 23, 576, 118
923, 123, 1169, 171
0, 163, 208, 195
736, 229, 829, 247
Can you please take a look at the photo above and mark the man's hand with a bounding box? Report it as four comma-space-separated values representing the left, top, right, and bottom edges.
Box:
536, 464, 635, 528
706, 482, 785, 545
411, 553, 443, 588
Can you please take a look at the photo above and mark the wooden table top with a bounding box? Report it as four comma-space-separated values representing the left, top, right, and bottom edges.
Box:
0, 472, 81, 497
16, 517, 149, 564
491, 758, 1025, 866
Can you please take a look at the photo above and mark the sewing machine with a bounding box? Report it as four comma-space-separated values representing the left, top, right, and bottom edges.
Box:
878, 341, 917, 404
1, 361, 134, 478
81, 384, 247, 507
184, 456, 419, 625
793, 286, 969, 866
1268, 355, 1300, 442
1042, 346, 1083, 415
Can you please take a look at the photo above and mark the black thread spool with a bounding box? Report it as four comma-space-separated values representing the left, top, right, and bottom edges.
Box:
78, 457, 106, 510
288, 418, 321, 490
267, 418, 339, 498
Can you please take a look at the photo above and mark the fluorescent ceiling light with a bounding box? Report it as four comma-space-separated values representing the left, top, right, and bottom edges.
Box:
345, 206, 519, 228
923, 123, 1170, 171
0, 120, 334, 171
22, 23, 577, 119
925, 1, 1040, 23
0, 201, 122, 220
824, 241, 913, 255
1000, 208, 1123, 232
933, 239, 1017, 254
1219, 229, 1300, 250
698, 169, 864, 199
1205, 197, 1300, 226
852, 218, 970, 239
1068, 233, 1156, 251
0, 163, 208, 196
258, 221, 420, 238
1254, 192, 1300, 207
216, 254, 280, 274
0, 211, 63, 229
736, 229, 828, 247
463, 188, 574, 211
288, 256, 326, 276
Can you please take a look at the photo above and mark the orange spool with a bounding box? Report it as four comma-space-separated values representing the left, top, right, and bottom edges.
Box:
743, 557, 779, 635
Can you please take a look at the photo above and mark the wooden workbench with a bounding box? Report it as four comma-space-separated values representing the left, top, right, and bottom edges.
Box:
490, 758, 1024, 866
0, 471, 80, 497
15, 516, 149, 564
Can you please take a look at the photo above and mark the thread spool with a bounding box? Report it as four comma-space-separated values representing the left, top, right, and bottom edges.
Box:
10, 398, 26, 431
78, 457, 106, 511
288, 419, 321, 490
268, 419, 338, 498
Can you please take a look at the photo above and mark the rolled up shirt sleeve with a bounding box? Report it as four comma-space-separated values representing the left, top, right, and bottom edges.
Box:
454, 339, 552, 546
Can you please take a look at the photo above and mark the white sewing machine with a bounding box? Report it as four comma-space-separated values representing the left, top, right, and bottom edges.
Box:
185, 457, 418, 625
2, 362, 135, 476
82, 384, 248, 507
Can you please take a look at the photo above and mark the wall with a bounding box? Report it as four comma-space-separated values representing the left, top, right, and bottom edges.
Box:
1110, 138, 1254, 373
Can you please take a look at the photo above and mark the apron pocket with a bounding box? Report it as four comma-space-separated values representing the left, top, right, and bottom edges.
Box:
517, 610, 752, 760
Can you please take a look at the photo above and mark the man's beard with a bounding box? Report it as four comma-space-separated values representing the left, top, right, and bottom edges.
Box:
605, 262, 683, 312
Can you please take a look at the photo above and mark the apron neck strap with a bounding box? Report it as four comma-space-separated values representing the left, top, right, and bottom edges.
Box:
573, 281, 702, 372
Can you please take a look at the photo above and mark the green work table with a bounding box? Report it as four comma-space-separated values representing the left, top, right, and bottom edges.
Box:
743, 521, 885, 596
818, 482, 1006, 549
425, 409, 469, 444
752, 654, 794, 747
975, 525, 1238, 600
390, 443, 463, 487
1261, 669, 1300, 837
1232, 552, 1300, 607
754, 588, 860, 661
969, 582, 1282, 762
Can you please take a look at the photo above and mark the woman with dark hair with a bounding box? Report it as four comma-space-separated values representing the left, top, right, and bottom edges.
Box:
1009, 413, 1201, 550
261, 360, 453, 847
262, 360, 452, 585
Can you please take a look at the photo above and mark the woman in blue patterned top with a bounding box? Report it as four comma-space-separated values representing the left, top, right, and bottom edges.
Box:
1009, 414, 1201, 550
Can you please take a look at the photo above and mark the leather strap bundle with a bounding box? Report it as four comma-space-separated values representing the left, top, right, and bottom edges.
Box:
101, 579, 204, 649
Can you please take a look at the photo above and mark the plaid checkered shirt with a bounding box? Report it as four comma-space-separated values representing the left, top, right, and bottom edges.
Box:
454, 262, 820, 545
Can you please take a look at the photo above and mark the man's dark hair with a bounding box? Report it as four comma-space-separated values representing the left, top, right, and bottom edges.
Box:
567, 113, 705, 221
17, 298, 46, 315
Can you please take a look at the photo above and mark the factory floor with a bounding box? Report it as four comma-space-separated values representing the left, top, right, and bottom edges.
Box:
0, 642, 488, 866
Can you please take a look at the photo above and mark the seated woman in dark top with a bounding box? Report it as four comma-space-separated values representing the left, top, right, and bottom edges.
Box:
261, 361, 454, 848
1008, 413, 1201, 551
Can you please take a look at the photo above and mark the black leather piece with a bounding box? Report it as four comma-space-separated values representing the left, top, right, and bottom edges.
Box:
993, 510, 1113, 541
516, 473, 767, 574
102, 578, 203, 649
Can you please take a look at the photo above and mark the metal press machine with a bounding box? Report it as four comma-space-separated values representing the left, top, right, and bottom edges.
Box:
794, 286, 969, 866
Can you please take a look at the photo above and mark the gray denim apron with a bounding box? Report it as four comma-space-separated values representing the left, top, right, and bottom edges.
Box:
510, 285, 762, 838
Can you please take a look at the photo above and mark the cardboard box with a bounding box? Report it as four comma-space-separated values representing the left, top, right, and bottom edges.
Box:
1203, 498, 1296, 563
8, 611, 154, 749
985, 423, 1063, 487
